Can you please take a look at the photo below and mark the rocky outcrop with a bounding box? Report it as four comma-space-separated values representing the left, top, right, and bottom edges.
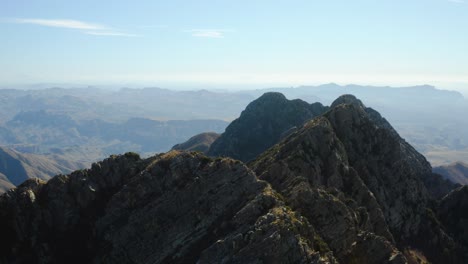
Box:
208, 92, 328, 162
171, 132, 220, 153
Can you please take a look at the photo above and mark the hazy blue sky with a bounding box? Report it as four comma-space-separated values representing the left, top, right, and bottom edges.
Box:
1, 0, 467, 91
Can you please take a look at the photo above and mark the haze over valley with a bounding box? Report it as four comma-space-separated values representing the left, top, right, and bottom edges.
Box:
1, 83, 468, 190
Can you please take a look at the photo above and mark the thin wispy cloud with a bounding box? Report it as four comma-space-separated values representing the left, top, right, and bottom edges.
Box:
139, 25, 169, 29
187, 29, 231, 38
12, 18, 106, 30
448, 0, 465, 3
9, 18, 138, 37
85, 31, 140, 37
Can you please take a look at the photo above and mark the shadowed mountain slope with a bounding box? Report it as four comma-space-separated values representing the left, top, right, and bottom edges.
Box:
207, 92, 328, 162
438, 185, 468, 258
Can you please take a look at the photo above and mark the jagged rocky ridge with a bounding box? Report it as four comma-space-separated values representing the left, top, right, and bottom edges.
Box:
251, 95, 462, 263
0, 93, 466, 263
0, 151, 338, 264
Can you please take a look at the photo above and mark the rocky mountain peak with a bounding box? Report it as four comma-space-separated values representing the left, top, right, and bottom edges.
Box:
247, 91, 287, 104
330, 94, 365, 109
208, 92, 328, 162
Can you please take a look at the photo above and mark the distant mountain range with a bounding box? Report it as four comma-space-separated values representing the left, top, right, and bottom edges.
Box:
1, 93, 467, 263
434, 162, 468, 185
0, 110, 227, 193
1, 110, 227, 154
1, 84, 468, 194
1, 84, 467, 166
0, 146, 83, 193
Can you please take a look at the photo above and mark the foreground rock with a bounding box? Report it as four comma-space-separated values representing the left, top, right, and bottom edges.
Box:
0, 151, 336, 264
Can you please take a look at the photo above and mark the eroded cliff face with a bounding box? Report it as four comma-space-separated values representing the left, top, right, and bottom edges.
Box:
0, 93, 466, 264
